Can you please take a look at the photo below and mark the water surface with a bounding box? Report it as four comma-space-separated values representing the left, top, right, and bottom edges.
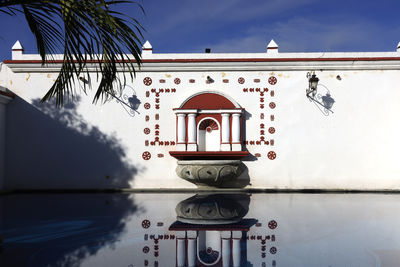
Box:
0, 193, 399, 266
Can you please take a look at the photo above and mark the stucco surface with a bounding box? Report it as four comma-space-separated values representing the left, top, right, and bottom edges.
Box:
1, 48, 400, 190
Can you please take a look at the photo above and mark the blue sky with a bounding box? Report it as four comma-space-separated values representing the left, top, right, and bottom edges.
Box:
0, 0, 399, 61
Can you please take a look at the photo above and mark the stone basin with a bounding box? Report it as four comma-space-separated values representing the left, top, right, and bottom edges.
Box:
176, 160, 245, 187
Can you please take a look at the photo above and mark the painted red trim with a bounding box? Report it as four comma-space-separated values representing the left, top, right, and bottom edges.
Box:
169, 151, 249, 160
12, 49, 23, 51
142, 48, 152, 51
4, 56, 400, 64
268, 47, 278, 49
173, 108, 244, 111
0, 91, 15, 98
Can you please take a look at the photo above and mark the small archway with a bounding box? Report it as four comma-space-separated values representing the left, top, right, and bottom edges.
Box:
198, 118, 220, 151
173, 91, 244, 152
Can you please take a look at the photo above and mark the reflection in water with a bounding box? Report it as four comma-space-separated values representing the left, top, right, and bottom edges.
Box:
1, 193, 400, 266
171, 194, 257, 266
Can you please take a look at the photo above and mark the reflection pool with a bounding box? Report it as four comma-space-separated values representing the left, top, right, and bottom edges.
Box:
0, 193, 400, 266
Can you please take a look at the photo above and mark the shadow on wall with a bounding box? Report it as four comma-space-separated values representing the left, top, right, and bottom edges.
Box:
0, 193, 142, 266
5, 97, 142, 189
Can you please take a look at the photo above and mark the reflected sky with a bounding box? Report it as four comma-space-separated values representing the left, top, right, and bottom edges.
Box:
0, 193, 400, 266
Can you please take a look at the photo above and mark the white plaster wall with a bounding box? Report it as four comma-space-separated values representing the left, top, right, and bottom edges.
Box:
0, 103, 5, 190
2, 63, 400, 190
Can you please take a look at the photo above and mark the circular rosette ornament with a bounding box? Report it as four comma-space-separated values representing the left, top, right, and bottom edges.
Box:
267, 151, 276, 160
143, 77, 152, 86
142, 151, 151, 160
268, 76, 277, 85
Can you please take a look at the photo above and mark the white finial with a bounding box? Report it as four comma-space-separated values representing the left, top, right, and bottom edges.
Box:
397, 41, 400, 52
12, 40, 24, 51
12, 40, 24, 60
142, 40, 152, 57
267, 39, 278, 54
142, 40, 152, 50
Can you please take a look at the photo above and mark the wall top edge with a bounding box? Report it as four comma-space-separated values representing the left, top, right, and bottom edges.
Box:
6, 50, 400, 61
5, 59, 400, 73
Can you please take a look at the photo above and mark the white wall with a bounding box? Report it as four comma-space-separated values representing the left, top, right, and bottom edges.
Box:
1, 57, 400, 190
0, 103, 5, 190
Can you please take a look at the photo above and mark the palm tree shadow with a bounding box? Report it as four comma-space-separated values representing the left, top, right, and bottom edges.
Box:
5, 96, 143, 189
2, 96, 146, 266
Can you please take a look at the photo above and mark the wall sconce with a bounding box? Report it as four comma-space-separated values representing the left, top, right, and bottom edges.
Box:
306, 71, 334, 114
306, 71, 319, 98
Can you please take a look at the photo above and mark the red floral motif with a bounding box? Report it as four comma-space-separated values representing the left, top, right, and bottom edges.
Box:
254, 79, 260, 83
270, 115, 275, 121
268, 76, 277, 85
255, 153, 261, 157
174, 78, 181, 84
268, 127, 275, 134
144, 103, 151, 109
269, 102, 276, 109
238, 77, 245, 84
270, 90, 275, 97
144, 128, 150, 135
223, 79, 229, 83
189, 79, 195, 83
268, 220, 277, 229
143, 77, 152, 86
267, 151, 276, 160
143, 246, 150, 253
159, 79, 166, 83
270, 247, 277, 254
142, 219, 151, 228
142, 151, 151, 160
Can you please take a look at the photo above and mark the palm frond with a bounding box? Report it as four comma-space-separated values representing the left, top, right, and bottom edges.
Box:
1, 0, 144, 105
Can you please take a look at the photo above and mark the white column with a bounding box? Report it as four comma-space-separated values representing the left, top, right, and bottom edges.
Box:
222, 238, 231, 267
221, 113, 231, 151
231, 113, 241, 151
232, 238, 241, 267
187, 238, 197, 267
177, 238, 186, 267
177, 113, 187, 151
187, 113, 197, 151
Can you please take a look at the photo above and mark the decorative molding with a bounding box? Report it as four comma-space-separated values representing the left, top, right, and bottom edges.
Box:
6, 54, 400, 72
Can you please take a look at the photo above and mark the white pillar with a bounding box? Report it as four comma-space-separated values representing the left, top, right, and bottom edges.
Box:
177, 238, 186, 267
232, 238, 241, 267
187, 113, 197, 151
221, 113, 231, 151
231, 113, 241, 151
177, 113, 187, 151
187, 238, 197, 267
222, 238, 231, 267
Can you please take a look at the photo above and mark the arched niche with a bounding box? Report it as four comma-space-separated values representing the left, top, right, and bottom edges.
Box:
173, 91, 244, 152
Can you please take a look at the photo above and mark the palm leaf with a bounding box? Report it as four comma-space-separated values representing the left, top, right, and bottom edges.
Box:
0, 0, 144, 105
